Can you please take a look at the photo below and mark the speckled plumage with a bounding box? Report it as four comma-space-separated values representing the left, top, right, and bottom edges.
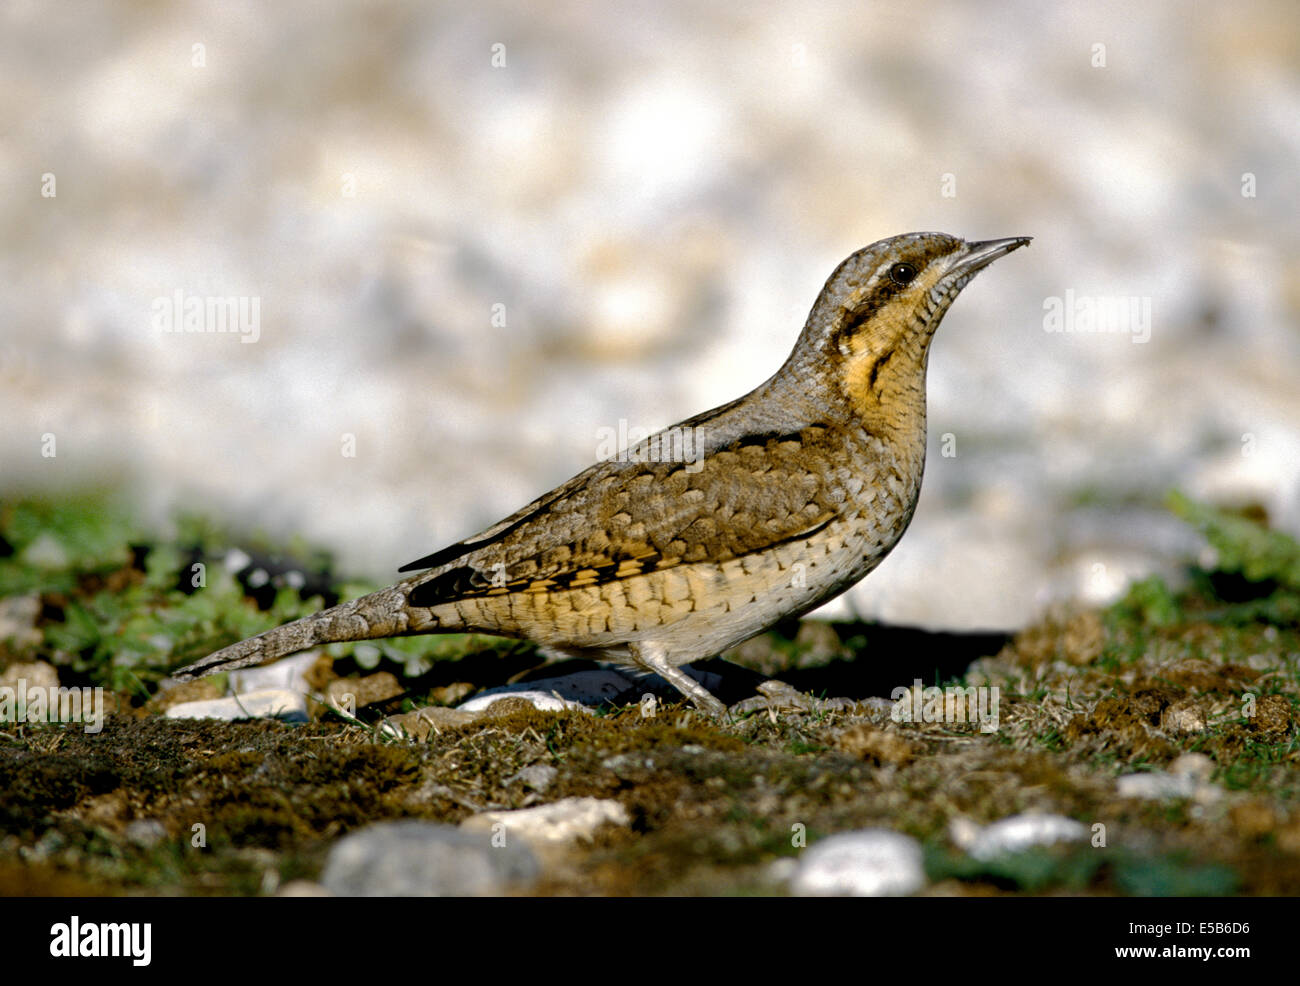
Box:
174, 232, 1030, 716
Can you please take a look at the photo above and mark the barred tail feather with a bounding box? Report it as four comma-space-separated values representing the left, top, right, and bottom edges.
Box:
172, 584, 420, 680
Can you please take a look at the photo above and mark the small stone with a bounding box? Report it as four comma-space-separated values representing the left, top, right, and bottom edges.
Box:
461, 797, 629, 847
1170, 752, 1215, 782
228, 651, 322, 696
965, 812, 1088, 860
947, 817, 982, 852
1117, 773, 1189, 799
1117, 770, 1205, 800
507, 764, 558, 793
124, 819, 167, 847
324, 671, 403, 712
0, 595, 41, 647
0, 661, 59, 693
1160, 699, 1206, 734
320, 821, 539, 896
20, 533, 68, 569
789, 829, 926, 897
1115, 752, 1221, 802
859, 697, 897, 716
165, 689, 308, 722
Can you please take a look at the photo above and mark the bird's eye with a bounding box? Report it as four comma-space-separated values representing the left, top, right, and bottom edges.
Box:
889, 262, 918, 285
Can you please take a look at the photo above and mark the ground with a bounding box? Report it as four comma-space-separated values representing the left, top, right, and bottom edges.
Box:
0, 491, 1296, 895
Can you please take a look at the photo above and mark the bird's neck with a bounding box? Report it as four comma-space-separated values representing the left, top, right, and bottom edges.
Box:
837, 332, 932, 456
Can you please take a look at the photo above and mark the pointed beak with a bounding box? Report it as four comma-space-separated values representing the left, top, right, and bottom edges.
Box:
951, 236, 1032, 278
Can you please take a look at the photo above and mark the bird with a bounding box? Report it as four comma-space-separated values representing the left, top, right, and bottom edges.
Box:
173, 231, 1030, 717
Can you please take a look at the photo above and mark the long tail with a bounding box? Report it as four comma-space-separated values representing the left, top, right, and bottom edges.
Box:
172, 582, 426, 680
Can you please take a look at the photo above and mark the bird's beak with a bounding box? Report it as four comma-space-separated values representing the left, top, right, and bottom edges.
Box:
951, 236, 1032, 278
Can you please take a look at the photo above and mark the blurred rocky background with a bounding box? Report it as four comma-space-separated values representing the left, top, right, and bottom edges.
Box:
3, 0, 1297, 631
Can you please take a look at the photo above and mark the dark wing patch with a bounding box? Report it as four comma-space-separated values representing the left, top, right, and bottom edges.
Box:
408, 544, 668, 609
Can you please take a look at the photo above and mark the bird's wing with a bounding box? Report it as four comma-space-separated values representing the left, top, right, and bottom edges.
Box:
402, 421, 852, 609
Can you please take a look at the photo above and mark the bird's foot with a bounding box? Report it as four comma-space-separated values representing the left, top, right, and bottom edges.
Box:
730, 680, 857, 717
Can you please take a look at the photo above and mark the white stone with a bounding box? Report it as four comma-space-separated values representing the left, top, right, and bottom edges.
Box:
461, 797, 629, 847
321, 821, 539, 896
789, 829, 925, 897
506, 764, 558, 792
227, 650, 320, 696
20, 534, 68, 569
165, 688, 308, 722
1117, 772, 1197, 799
0, 595, 41, 647
1119, 754, 1220, 802
966, 812, 1089, 860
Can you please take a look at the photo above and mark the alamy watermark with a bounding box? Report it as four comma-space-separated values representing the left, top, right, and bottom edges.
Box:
1043, 290, 1150, 344
50, 916, 150, 966
596, 418, 704, 473
0, 679, 104, 733
890, 678, 1000, 733
152, 289, 261, 343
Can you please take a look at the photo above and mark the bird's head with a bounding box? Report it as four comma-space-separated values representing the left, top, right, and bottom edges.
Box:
785, 232, 1030, 426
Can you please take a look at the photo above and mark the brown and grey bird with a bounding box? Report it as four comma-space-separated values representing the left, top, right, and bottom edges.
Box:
173, 232, 1030, 716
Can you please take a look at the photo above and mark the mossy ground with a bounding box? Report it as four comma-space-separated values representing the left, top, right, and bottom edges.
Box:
0, 490, 1296, 895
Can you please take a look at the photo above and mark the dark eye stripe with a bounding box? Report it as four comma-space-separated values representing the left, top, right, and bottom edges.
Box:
830, 243, 951, 348
834, 277, 908, 344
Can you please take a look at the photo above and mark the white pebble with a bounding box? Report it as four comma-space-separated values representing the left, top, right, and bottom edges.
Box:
789, 829, 925, 897
462, 797, 629, 847
165, 688, 308, 722
321, 821, 538, 896
966, 812, 1088, 860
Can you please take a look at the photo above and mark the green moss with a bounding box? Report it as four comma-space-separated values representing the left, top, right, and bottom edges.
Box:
1168, 490, 1300, 590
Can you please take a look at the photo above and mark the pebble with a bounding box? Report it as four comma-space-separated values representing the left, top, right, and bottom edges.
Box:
0, 661, 59, 692
788, 829, 926, 897
124, 819, 168, 847
1117, 772, 1197, 799
227, 652, 321, 696
320, 821, 539, 896
164, 688, 308, 722
1118, 752, 1219, 801
957, 812, 1089, 860
461, 797, 628, 848
0, 595, 41, 648
19, 533, 68, 569
506, 764, 558, 793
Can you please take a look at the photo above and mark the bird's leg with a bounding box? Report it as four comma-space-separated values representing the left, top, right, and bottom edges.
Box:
628, 642, 729, 719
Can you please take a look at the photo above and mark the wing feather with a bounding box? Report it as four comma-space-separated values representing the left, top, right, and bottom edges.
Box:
403, 421, 855, 610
